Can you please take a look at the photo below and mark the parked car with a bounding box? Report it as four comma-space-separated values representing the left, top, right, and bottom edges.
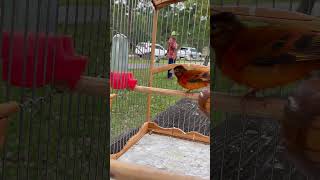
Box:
134, 42, 167, 59
177, 47, 202, 61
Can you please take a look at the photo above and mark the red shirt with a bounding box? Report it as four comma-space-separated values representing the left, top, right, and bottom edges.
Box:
167, 37, 177, 59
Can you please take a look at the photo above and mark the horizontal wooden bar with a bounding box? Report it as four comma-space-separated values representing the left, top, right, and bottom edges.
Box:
148, 122, 210, 144
55, 76, 108, 97
0, 101, 20, 118
151, 64, 209, 74
133, 85, 199, 100
213, 92, 286, 120
110, 159, 204, 180
110, 122, 149, 160
56, 76, 286, 119
152, 0, 185, 10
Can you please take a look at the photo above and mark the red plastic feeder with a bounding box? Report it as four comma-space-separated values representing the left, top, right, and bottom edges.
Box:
110, 72, 137, 90
1, 32, 88, 89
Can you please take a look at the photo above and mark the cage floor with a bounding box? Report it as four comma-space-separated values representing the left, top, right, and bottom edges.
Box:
117, 133, 210, 179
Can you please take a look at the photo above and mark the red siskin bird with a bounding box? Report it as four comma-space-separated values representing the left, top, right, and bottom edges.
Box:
211, 12, 320, 96
173, 65, 210, 93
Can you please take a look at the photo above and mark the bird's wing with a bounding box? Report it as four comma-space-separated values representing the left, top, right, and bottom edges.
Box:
287, 34, 320, 61
184, 70, 210, 83
223, 27, 285, 69
252, 33, 320, 67
224, 27, 320, 70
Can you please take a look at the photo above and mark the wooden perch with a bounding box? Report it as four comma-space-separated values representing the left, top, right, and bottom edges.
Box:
134, 85, 199, 100
110, 159, 204, 180
211, 6, 320, 31
0, 101, 20, 118
151, 64, 209, 74
55, 76, 288, 119
54, 76, 109, 97
152, 0, 185, 10
213, 92, 286, 120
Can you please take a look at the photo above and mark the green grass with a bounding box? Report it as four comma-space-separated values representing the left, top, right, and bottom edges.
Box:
128, 57, 168, 65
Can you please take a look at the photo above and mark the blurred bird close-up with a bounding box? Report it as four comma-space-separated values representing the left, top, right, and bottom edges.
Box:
210, 11, 320, 96
173, 65, 210, 93
281, 78, 320, 179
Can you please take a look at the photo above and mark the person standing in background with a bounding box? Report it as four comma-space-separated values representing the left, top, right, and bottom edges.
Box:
167, 31, 179, 79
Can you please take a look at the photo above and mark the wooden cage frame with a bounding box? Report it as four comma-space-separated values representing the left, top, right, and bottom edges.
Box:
2, 3, 320, 180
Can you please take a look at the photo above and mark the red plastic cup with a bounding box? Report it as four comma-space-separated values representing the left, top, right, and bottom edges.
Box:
110, 72, 137, 90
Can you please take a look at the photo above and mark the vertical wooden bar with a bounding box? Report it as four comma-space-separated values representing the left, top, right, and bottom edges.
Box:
145, 10, 159, 122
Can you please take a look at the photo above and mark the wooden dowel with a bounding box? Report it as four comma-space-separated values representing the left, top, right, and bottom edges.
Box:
75, 76, 109, 96
134, 85, 199, 100
213, 92, 286, 120
55, 76, 108, 97
0, 101, 20, 118
151, 64, 209, 74
152, 0, 185, 10
146, 10, 159, 122
110, 159, 204, 180
55, 76, 286, 119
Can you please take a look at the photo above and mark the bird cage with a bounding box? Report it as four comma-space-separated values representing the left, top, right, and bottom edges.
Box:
110, 0, 210, 179
211, 0, 320, 179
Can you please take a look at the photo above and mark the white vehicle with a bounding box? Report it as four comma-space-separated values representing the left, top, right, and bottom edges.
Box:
134, 42, 167, 59
177, 47, 202, 61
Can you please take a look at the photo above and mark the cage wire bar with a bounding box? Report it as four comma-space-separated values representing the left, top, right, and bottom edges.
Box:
212, 0, 319, 180
0, 0, 110, 179
110, 0, 210, 161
